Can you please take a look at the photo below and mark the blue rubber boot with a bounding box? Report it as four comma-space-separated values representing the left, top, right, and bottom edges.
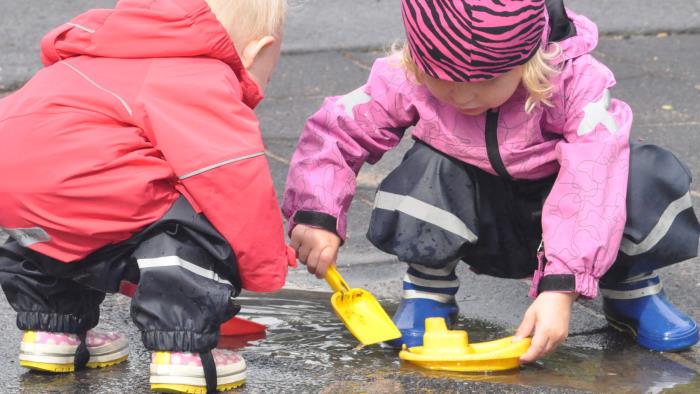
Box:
601, 272, 699, 352
386, 261, 460, 349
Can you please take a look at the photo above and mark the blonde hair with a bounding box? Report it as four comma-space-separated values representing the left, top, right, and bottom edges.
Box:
397, 42, 561, 113
521, 46, 561, 113
204, 0, 287, 50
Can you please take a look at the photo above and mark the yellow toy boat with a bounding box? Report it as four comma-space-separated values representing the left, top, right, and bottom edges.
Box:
399, 317, 531, 372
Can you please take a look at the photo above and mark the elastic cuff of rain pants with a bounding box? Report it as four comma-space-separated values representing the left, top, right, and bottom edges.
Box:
17, 311, 99, 334
141, 330, 219, 353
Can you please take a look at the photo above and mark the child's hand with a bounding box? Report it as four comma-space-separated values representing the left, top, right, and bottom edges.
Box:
289, 224, 342, 279
513, 291, 578, 363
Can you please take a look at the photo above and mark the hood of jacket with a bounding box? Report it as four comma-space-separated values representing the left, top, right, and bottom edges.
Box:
543, 1, 599, 64
39, 0, 263, 107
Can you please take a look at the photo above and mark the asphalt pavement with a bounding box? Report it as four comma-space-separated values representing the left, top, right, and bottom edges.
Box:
1, 0, 700, 392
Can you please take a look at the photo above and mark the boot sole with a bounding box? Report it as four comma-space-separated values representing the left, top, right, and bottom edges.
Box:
151, 380, 245, 394
19, 355, 129, 373
150, 362, 246, 393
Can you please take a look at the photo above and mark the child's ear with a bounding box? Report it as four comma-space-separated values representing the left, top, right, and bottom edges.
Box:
240, 35, 277, 70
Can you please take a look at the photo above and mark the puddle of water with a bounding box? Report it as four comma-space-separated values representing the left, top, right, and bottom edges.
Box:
231, 290, 398, 369
231, 289, 700, 393
9, 289, 697, 393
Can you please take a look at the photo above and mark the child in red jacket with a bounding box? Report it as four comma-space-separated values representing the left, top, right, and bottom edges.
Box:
0, 0, 292, 392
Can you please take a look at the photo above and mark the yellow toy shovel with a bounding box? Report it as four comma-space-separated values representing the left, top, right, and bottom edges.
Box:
325, 265, 402, 345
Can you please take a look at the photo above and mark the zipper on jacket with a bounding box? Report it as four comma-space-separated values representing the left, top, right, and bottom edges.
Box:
485, 109, 513, 180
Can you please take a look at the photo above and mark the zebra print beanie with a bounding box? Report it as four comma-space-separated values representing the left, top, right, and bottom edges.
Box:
402, 0, 547, 81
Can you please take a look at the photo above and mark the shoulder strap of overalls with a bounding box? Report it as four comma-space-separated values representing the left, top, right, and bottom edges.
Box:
485, 109, 513, 180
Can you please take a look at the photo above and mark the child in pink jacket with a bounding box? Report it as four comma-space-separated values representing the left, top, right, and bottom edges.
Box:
283, 0, 699, 362
0, 0, 292, 392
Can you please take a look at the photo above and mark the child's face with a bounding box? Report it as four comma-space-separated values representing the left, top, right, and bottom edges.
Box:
421, 66, 524, 116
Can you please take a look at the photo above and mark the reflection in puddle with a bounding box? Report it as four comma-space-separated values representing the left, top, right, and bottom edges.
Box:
230, 289, 699, 393
402, 348, 700, 394
231, 290, 397, 368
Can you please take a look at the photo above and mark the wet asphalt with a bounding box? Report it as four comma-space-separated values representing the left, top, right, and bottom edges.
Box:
1, 0, 700, 392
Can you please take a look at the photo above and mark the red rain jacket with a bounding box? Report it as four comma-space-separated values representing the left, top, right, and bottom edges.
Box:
0, 0, 293, 292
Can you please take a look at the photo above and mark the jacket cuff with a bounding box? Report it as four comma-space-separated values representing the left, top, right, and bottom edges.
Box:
537, 274, 576, 293
292, 210, 340, 237
529, 260, 599, 299
570, 272, 599, 299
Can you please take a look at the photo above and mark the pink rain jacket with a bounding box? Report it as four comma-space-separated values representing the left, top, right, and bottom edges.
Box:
0, 0, 293, 292
283, 10, 632, 298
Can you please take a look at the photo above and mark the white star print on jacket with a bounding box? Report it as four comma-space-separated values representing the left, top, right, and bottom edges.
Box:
577, 89, 619, 136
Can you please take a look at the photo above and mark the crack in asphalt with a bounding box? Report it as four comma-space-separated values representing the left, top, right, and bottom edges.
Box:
278, 31, 700, 58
